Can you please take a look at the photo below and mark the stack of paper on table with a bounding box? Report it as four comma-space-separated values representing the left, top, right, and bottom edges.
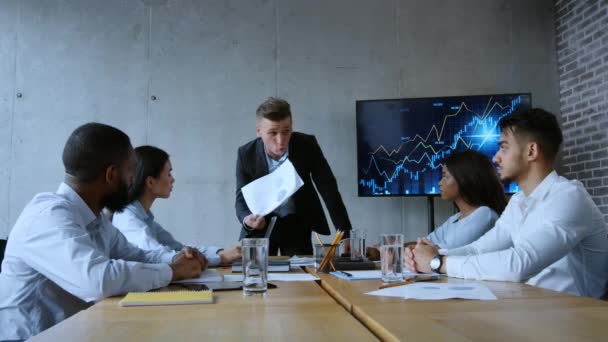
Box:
267, 273, 319, 281
232, 260, 291, 272
330, 270, 441, 280
223, 273, 319, 282
366, 282, 497, 300
289, 256, 315, 266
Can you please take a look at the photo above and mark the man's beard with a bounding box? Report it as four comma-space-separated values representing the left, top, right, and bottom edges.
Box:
104, 178, 130, 212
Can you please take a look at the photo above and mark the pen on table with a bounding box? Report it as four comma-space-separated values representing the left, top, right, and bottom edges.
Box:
338, 270, 353, 277
378, 275, 439, 289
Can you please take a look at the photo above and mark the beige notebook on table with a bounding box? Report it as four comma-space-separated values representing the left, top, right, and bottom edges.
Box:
119, 290, 214, 306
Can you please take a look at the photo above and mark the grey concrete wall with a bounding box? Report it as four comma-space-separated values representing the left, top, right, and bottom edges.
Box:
0, 0, 17, 239
0, 0, 559, 247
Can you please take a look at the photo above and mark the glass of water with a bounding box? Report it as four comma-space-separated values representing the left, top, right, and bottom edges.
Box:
350, 229, 366, 260
241, 238, 269, 296
380, 234, 404, 283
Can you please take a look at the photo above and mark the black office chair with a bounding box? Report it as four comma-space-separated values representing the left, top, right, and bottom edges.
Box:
0, 238, 6, 273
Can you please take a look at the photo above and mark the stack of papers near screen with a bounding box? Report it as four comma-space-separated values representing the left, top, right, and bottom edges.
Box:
288, 256, 315, 266
119, 290, 214, 306
266, 273, 318, 281
232, 260, 290, 272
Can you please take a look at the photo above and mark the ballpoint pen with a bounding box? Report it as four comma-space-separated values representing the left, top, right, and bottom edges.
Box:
338, 270, 353, 277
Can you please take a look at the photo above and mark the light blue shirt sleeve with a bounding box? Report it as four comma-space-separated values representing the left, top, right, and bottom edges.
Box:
112, 210, 177, 256
428, 207, 498, 250
0, 185, 175, 341
20, 207, 173, 303
152, 222, 223, 266
197, 245, 223, 266
107, 220, 175, 265
113, 203, 223, 266
426, 212, 459, 248
152, 221, 185, 251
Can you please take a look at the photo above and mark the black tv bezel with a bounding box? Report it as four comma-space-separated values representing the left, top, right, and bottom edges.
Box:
355, 92, 532, 197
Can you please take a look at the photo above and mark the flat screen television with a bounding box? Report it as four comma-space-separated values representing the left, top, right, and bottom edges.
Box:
356, 93, 531, 196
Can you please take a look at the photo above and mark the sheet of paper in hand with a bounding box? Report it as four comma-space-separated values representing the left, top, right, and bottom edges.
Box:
241, 159, 304, 216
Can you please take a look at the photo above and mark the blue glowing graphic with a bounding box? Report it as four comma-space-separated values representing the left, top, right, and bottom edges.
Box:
357, 94, 531, 196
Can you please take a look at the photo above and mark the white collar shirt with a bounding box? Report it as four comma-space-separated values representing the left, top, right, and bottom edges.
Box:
446, 171, 608, 298
0, 183, 174, 340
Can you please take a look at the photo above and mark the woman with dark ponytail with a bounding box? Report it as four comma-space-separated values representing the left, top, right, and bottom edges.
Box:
113, 145, 241, 266
368, 149, 506, 259
425, 149, 507, 249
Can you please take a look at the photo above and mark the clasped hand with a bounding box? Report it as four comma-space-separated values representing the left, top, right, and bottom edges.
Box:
404, 237, 440, 274
170, 247, 208, 281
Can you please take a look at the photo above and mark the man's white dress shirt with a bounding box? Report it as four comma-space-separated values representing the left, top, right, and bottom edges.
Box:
0, 183, 174, 340
445, 171, 608, 298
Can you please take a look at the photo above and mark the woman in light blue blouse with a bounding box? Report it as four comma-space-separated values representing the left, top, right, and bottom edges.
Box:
425, 149, 507, 249
113, 146, 241, 266
368, 150, 507, 258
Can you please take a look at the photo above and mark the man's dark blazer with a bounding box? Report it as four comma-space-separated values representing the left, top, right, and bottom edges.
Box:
236, 132, 351, 240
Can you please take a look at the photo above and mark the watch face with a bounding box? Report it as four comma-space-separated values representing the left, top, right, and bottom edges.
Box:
430, 256, 440, 271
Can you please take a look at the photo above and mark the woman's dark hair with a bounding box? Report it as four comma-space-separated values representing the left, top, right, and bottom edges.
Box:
444, 149, 507, 215
128, 145, 170, 203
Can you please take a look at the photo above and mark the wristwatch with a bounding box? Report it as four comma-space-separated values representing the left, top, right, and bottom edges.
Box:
430, 255, 443, 273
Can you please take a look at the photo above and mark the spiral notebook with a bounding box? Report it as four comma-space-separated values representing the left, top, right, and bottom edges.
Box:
119, 290, 214, 306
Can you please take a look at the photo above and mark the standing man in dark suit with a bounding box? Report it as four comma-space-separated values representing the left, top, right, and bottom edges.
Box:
235, 97, 352, 256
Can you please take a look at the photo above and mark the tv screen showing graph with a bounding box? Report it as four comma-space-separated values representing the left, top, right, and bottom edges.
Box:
356, 93, 531, 196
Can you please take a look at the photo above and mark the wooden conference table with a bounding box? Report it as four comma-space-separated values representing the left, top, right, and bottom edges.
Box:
307, 267, 608, 341
30, 264, 608, 341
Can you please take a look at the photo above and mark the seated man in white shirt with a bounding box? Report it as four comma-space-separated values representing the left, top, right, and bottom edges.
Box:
0, 123, 206, 341
405, 108, 608, 298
